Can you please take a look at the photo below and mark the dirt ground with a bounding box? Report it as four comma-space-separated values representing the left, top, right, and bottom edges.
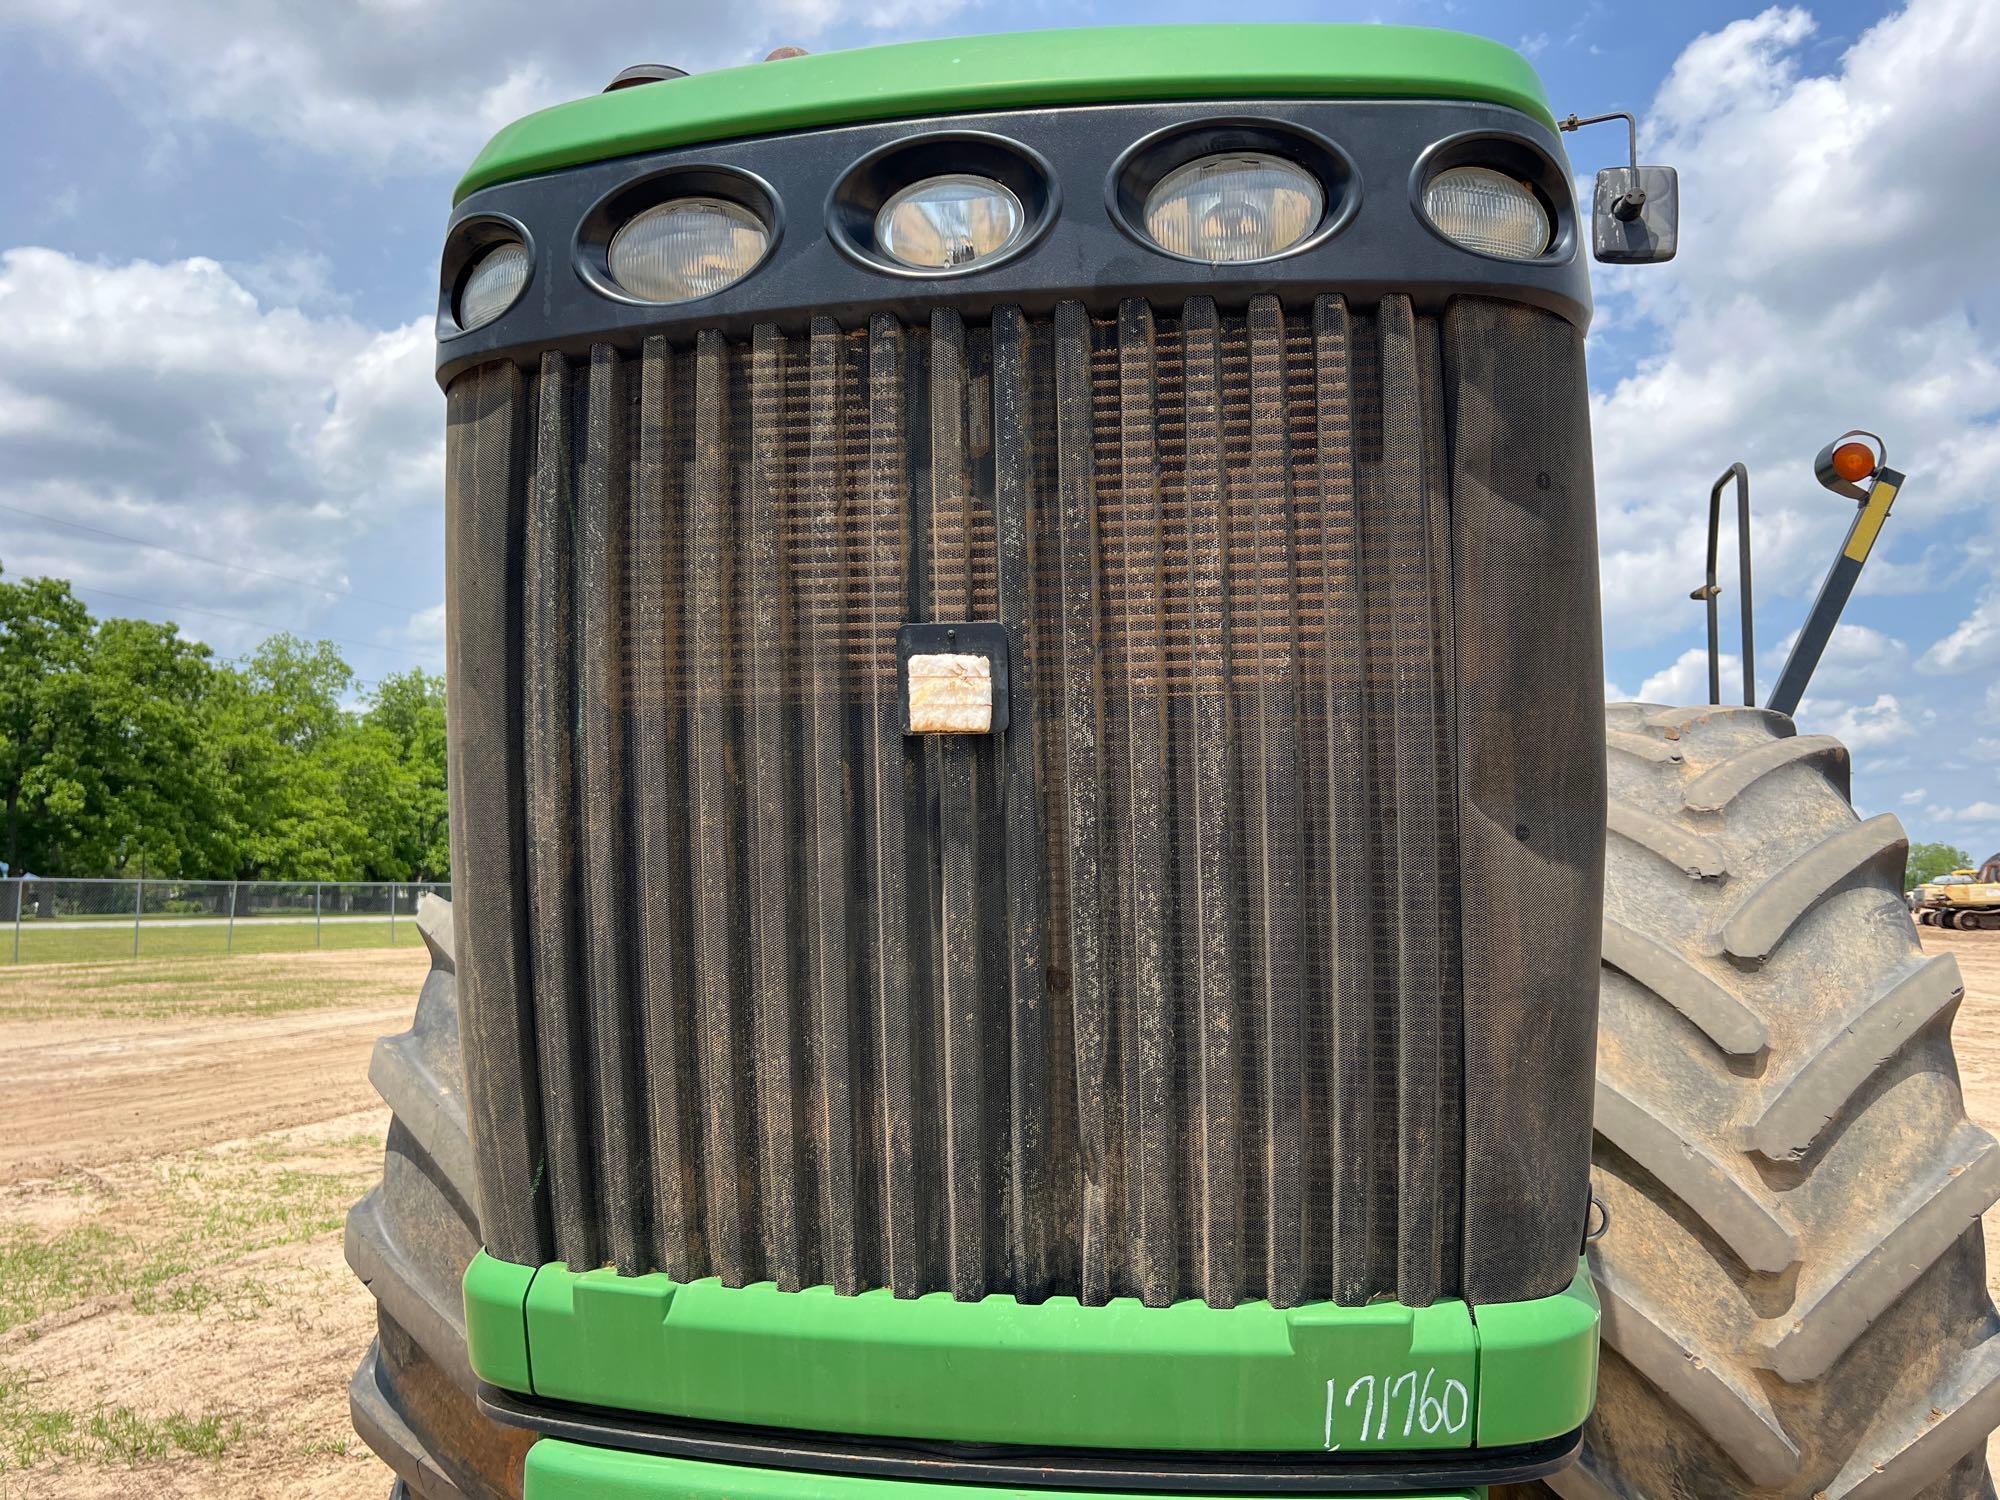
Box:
0, 933, 1997, 1497
0, 948, 422, 1499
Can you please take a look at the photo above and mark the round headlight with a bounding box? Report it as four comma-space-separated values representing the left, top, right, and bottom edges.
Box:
1422, 166, 1550, 260
607, 198, 769, 303
876, 174, 1025, 271
456, 241, 529, 331
1142, 153, 1324, 263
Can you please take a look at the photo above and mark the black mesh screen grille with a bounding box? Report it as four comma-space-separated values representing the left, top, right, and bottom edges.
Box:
444, 294, 1603, 1310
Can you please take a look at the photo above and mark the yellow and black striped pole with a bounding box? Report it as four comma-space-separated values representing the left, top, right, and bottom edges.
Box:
1766, 462, 1904, 717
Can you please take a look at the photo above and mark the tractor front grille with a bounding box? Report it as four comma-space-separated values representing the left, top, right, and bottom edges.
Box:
444, 294, 1604, 1311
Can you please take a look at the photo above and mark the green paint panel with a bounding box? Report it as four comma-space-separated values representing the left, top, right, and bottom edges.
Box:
458, 25, 1553, 202
523, 1440, 1487, 1499
470, 1258, 1596, 1457
521, 1267, 1479, 1452
463, 1249, 537, 1393
1473, 1261, 1600, 1447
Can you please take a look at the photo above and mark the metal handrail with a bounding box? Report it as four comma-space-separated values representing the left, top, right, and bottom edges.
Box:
1691, 462, 1754, 706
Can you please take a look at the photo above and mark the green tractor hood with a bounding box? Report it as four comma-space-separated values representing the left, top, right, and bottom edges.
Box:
456, 24, 1553, 203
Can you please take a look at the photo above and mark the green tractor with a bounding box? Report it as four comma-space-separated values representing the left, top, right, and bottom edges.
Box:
345, 25, 2000, 1499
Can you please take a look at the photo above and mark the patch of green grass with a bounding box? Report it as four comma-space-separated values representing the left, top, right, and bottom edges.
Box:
246, 1129, 383, 1165
1, 917, 428, 968
0, 944, 425, 1021
0, 1226, 130, 1337
2, 1156, 369, 1340
130, 1273, 273, 1322
0, 1365, 243, 1471
175, 1165, 358, 1246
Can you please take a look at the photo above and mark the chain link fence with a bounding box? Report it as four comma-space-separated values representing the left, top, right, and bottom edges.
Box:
0, 878, 451, 965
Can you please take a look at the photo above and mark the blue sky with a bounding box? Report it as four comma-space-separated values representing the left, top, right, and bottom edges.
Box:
0, 0, 1995, 855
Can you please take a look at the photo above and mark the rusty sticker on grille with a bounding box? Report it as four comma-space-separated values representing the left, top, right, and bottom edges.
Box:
908, 654, 993, 733
896, 621, 1010, 735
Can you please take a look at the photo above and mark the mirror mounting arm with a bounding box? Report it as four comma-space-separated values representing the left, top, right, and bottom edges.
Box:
1559, 110, 1646, 217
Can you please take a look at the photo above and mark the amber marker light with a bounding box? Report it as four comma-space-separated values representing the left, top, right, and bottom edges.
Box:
1814, 429, 1887, 500
1831, 442, 1878, 483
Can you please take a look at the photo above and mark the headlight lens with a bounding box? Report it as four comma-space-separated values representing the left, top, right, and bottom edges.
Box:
608, 198, 769, 302
456, 241, 530, 331
876, 174, 1025, 270
1142, 153, 1323, 263
1422, 166, 1550, 259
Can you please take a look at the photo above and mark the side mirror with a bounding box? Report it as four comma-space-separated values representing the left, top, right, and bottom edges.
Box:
1593, 166, 1679, 264
1559, 112, 1679, 266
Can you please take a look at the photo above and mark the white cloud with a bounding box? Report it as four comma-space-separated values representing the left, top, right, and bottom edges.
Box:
0, 247, 438, 658
1761, 621, 1912, 696
227, 249, 349, 314
1918, 590, 2000, 675
1793, 692, 1919, 751
387, 601, 448, 670
0, 0, 978, 171
1637, 647, 1739, 706
1901, 787, 1927, 804
1926, 801, 2000, 826
1592, 0, 2000, 657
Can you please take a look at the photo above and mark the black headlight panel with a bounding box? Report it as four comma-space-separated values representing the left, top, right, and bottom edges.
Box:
436, 99, 1589, 377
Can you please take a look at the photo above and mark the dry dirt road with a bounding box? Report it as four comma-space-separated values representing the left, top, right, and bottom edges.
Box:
1, 932, 1998, 1498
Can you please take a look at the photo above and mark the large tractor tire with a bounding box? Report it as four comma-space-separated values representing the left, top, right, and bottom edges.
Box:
1507, 704, 2000, 1499
346, 895, 532, 1499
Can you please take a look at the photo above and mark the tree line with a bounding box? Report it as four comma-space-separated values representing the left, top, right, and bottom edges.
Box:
1907, 841, 1975, 891
0, 566, 448, 882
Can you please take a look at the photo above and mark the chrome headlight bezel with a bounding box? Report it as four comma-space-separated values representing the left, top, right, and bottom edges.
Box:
573, 165, 782, 308
1409, 131, 1574, 266
875, 173, 1028, 273
438, 213, 536, 340
1107, 120, 1358, 266
827, 132, 1059, 280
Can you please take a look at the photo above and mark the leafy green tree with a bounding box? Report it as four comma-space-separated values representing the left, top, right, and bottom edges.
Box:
51, 616, 235, 876
1, 569, 93, 875
240, 634, 354, 750
2, 566, 451, 883
364, 669, 450, 880
209, 639, 360, 880
1907, 841, 1972, 891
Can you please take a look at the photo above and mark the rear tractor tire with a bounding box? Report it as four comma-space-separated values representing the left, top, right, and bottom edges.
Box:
1510, 705, 2000, 1499
346, 895, 532, 1499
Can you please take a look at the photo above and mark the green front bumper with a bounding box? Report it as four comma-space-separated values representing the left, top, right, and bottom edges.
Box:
466, 1254, 1596, 1457
525, 1442, 1486, 1499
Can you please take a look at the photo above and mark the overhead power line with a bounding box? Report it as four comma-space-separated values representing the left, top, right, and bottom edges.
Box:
0, 499, 410, 612
70, 583, 416, 661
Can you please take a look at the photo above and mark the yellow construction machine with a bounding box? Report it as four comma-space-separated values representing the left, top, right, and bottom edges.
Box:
1913, 853, 2000, 930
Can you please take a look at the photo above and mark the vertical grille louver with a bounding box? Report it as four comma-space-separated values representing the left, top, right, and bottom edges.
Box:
444, 294, 1603, 1312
